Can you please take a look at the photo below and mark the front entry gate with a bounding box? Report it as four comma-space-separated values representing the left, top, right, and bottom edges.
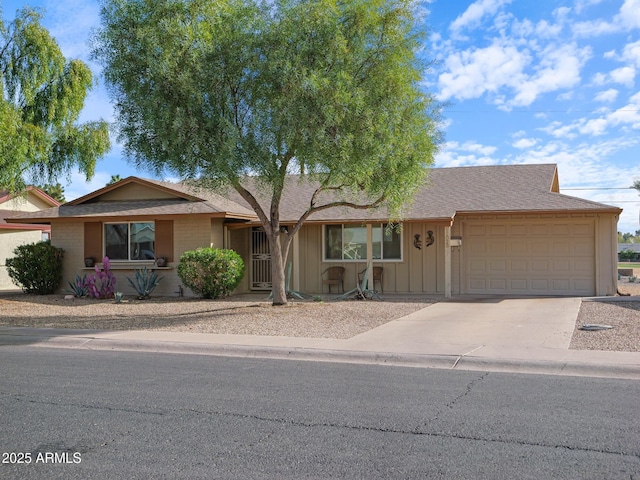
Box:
251, 227, 272, 290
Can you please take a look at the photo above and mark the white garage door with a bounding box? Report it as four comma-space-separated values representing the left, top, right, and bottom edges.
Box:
464, 219, 595, 296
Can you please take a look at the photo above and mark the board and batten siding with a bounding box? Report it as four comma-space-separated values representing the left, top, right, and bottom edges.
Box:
297, 222, 449, 295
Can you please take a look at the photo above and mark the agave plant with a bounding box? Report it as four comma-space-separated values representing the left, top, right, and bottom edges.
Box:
66, 274, 88, 297
126, 267, 162, 299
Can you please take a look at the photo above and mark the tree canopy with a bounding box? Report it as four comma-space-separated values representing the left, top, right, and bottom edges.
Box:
37, 182, 66, 203
94, 0, 442, 304
0, 7, 110, 193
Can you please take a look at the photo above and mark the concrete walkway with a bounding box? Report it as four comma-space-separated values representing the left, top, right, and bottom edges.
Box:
2, 297, 640, 379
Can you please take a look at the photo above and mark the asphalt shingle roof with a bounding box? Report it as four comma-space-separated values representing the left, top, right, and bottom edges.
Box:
225, 163, 621, 222
6, 164, 621, 224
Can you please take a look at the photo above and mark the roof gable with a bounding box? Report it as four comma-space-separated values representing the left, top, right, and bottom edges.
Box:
0, 187, 60, 211
68, 177, 202, 205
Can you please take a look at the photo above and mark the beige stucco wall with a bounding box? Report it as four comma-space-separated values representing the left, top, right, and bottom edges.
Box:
0, 191, 54, 289
0, 192, 53, 212
52, 216, 231, 298
0, 230, 46, 290
595, 212, 620, 296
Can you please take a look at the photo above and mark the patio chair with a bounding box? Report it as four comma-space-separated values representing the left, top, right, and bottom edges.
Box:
358, 266, 383, 293
321, 266, 345, 293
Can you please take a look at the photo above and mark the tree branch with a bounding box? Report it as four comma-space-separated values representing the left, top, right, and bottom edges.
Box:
289, 192, 386, 238
233, 181, 271, 234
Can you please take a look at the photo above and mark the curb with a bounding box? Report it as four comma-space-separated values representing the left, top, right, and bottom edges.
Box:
5, 333, 640, 380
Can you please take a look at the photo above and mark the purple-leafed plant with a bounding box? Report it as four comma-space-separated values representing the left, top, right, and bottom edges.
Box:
85, 256, 117, 299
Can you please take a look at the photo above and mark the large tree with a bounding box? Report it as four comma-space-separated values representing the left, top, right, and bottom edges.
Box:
37, 182, 66, 203
94, 0, 442, 305
0, 7, 110, 192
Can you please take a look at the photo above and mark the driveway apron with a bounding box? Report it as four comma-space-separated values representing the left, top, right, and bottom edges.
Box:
342, 297, 582, 357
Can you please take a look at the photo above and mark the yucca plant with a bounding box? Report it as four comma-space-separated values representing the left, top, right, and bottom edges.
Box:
126, 266, 162, 299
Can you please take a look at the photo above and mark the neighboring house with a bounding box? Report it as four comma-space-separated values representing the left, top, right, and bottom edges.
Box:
617, 243, 640, 262
0, 187, 61, 290
7, 164, 622, 298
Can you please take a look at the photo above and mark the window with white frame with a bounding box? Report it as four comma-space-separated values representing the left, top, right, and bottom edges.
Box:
324, 224, 402, 261
104, 222, 155, 261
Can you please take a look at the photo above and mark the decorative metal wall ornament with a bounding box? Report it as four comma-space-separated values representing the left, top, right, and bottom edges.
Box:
414, 231, 435, 249
425, 230, 435, 247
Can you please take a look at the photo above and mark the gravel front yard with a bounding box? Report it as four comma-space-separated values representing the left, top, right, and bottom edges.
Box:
0, 293, 437, 340
1, 281, 639, 352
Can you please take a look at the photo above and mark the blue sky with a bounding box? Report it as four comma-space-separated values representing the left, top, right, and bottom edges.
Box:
3, 0, 640, 233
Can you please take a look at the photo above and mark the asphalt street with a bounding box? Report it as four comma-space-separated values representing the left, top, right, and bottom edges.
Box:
1, 346, 639, 479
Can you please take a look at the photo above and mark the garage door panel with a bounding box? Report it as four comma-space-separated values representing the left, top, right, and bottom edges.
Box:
553, 259, 571, 272
531, 242, 549, 254
573, 279, 593, 293
572, 223, 593, 235
530, 224, 549, 235
468, 239, 486, 255
490, 260, 506, 272
552, 279, 570, 292
509, 259, 527, 272
551, 224, 570, 235
465, 219, 595, 296
573, 258, 594, 273
531, 279, 549, 291
574, 241, 592, 255
531, 259, 548, 271
490, 225, 506, 236
552, 241, 571, 255
509, 224, 527, 235
510, 241, 527, 254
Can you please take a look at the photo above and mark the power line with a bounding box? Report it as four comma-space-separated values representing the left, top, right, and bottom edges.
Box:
561, 187, 634, 190
448, 108, 640, 114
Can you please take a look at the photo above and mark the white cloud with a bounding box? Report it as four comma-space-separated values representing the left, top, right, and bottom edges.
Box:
42, 0, 100, 63
573, 0, 604, 15
508, 43, 590, 108
512, 138, 537, 149
622, 40, 640, 67
437, 40, 530, 101
449, 0, 512, 34
594, 88, 619, 102
617, 0, 640, 30
610, 66, 636, 86
573, 0, 640, 37
435, 141, 499, 167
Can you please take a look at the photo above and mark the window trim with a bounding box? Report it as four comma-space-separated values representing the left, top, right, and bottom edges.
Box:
322, 223, 403, 262
103, 221, 156, 262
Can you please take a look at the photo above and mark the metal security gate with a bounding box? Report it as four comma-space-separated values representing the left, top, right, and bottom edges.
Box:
251, 227, 272, 290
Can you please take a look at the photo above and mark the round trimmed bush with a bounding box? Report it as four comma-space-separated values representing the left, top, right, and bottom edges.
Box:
6, 241, 65, 294
177, 248, 245, 299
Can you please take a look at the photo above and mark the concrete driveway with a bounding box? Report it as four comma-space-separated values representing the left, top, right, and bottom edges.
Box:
342, 297, 582, 359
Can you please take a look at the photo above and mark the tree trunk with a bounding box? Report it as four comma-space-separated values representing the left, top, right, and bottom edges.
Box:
269, 232, 288, 306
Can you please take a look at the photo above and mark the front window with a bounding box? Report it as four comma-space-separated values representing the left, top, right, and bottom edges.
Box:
324, 224, 402, 261
105, 222, 155, 261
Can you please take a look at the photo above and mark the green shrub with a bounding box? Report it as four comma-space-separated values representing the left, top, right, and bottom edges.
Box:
177, 248, 244, 299
6, 241, 65, 294
619, 249, 636, 261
